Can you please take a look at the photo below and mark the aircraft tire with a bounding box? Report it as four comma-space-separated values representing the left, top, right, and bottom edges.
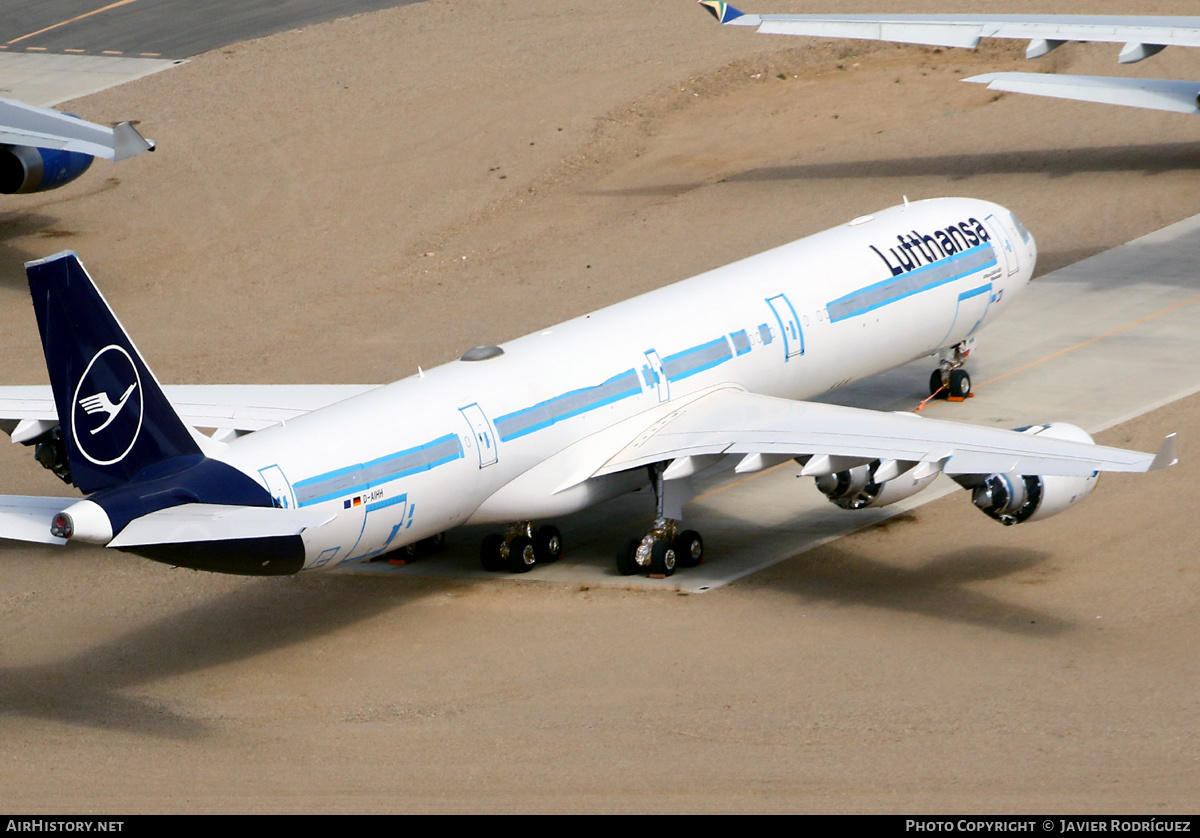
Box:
949, 369, 971, 398
673, 530, 704, 568
649, 539, 677, 577
534, 525, 563, 563
507, 535, 537, 573
403, 532, 446, 562
929, 370, 945, 396
616, 539, 641, 576
480, 533, 506, 571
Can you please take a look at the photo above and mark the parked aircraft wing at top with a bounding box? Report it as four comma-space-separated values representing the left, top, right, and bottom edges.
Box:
696, 3, 1200, 115
0, 97, 154, 194
0, 97, 153, 161
964, 73, 1200, 114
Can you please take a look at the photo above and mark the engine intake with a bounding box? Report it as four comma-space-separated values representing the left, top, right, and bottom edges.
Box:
968, 423, 1099, 525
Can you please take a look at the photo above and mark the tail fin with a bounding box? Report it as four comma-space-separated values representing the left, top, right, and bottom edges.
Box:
26, 252, 201, 494
698, 1, 745, 24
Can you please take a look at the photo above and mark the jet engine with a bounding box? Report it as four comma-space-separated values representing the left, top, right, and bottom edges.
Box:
967, 423, 1099, 525
0, 145, 94, 194
815, 459, 939, 510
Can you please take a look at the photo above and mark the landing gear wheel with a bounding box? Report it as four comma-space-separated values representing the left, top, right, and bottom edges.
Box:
929, 369, 945, 397
506, 535, 537, 573
533, 525, 563, 564
480, 533, 506, 572
948, 369, 971, 399
649, 539, 677, 577
402, 532, 446, 562
673, 530, 704, 568
616, 538, 641, 576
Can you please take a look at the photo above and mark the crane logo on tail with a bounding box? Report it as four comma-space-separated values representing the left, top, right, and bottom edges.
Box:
71, 344, 144, 466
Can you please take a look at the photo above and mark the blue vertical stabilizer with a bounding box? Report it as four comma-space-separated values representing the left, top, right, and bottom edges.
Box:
26, 252, 202, 494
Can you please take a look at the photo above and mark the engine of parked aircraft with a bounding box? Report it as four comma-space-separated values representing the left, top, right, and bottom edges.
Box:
815, 460, 939, 510
0, 144, 94, 193
968, 423, 1100, 525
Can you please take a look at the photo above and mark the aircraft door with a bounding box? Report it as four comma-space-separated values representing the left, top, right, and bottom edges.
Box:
258, 465, 297, 509
941, 281, 994, 345
459, 403, 498, 468
766, 294, 805, 359
346, 493, 411, 562
983, 214, 1019, 276
644, 350, 669, 402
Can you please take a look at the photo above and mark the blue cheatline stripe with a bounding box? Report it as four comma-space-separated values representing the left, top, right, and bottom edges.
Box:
495, 369, 643, 442
730, 329, 752, 356
826, 244, 996, 323
294, 435, 463, 507
958, 282, 992, 301
662, 336, 734, 383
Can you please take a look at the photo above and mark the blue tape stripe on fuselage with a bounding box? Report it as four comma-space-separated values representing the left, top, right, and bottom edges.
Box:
495, 369, 642, 442
294, 434, 464, 507
958, 282, 991, 301
827, 245, 996, 323
663, 337, 734, 382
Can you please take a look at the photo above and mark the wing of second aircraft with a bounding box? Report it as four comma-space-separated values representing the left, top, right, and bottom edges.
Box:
702, 5, 1200, 115
0, 97, 154, 161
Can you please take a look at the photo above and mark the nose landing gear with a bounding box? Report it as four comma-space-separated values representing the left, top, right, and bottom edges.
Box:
929, 338, 975, 401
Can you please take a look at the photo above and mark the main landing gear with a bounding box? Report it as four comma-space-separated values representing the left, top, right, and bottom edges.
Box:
929, 338, 975, 400
615, 462, 705, 578
479, 521, 563, 574
377, 532, 445, 565
616, 520, 704, 578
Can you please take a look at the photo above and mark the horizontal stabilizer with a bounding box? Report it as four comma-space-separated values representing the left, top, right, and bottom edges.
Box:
965, 72, 1200, 114
0, 496, 72, 545
108, 504, 335, 548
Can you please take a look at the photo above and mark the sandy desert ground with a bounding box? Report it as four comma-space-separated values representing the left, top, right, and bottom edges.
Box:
0, 0, 1198, 813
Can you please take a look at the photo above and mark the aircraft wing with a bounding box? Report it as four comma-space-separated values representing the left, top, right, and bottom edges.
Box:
590, 388, 1173, 481
0, 97, 154, 161
964, 73, 1200, 115
714, 13, 1200, 54
0, 384, 379, 441
700, 4, 1200, 114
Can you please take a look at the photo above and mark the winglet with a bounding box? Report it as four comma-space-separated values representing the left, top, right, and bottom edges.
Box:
697, 1, 746, 24
111, 121, 155, 161
1149, 433, 1178, 471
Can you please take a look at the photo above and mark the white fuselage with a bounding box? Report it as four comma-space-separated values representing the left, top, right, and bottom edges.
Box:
214, 197, 1036, 570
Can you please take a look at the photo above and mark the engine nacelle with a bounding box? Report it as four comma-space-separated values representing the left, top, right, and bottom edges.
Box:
970, 423, 1099, 525
0, 144, 94, 194
815, 459, 938, 510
